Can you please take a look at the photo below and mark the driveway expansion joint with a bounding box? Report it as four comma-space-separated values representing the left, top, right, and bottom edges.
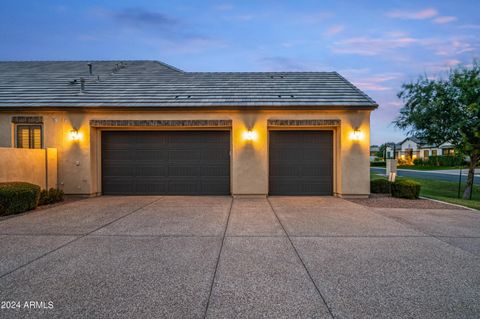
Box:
266, 198, 335, 319
203, 197, 234, 319
0, 196, 164, 280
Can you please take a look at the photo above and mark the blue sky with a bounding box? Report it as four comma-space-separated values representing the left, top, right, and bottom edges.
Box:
1, 0, 479, 144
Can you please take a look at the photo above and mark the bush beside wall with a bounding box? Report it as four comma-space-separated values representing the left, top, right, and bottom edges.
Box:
39, 188, 64, 206
371, 178, 421, 199
391, 180, 421, 199
0, 182, 41, 216
370, 179, 391, 193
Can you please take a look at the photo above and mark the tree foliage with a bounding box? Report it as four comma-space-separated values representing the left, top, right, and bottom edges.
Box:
394, 61, 480, 199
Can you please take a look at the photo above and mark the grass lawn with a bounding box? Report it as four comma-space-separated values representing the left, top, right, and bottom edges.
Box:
370, 173, 480, 210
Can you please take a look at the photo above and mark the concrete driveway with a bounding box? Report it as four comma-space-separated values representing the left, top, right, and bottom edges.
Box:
0, 196, 479, 318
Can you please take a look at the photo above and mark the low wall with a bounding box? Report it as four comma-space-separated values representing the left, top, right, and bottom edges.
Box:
0, 147, 57, 189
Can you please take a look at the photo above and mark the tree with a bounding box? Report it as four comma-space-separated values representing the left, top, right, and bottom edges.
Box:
375, 144, 385, 159
394, 61, 480, 200
374, 143, 390, 160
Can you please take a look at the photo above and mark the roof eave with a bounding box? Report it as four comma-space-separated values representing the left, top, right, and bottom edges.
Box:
0, 103, 378, 112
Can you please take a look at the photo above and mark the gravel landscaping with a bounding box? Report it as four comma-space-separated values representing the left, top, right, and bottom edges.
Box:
348, 194, 465, 209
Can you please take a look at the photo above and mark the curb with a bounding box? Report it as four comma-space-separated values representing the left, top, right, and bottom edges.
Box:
419, 196, 478, 211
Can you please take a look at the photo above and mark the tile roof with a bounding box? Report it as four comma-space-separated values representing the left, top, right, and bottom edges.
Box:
0, 60, 378, 109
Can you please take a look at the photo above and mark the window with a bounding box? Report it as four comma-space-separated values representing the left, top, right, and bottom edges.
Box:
424, 150, 429, 158
16, 125, 43, 149
432, 150, 437, 156
443, 148, 455, 156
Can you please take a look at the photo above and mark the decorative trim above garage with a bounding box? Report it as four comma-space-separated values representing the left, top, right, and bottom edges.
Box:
267, 119, 340, 127
11, 116, 43, 124
90, 119, 232, 127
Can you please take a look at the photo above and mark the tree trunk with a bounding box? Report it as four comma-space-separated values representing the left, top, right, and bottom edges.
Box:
463, 152, 478, 200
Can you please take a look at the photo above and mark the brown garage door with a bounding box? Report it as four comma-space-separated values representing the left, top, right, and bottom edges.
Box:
269, 130, 333, 195
102, 131, 230, 195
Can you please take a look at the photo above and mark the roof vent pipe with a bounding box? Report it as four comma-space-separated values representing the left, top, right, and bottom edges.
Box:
80, 78, 85, 93
87, 63, 93, 75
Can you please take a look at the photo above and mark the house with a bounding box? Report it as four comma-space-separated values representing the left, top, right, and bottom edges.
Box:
0, 61, 377, 197
386, 137, 455, 160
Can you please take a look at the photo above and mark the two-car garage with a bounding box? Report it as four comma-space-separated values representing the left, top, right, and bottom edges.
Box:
102, 131, 231, 195
101, 130, 333, 196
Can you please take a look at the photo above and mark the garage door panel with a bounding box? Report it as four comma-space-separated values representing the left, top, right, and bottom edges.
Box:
300, 166, 324, 177
102, 150, 135, 160
103, 166, 136, 177
135, 181, 168, 195
102, 179, 135, 195
201, 166, 229, 177
135, 150, 168, 160
167, 180, 200, 194
269, 131, 333, 195
102, 131, 230, 195
269, 165, 301, 177
168, 166, 199, 177
202, 150, 229, 161
135, 166, 168, 177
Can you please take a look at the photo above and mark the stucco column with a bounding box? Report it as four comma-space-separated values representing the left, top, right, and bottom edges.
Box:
231, 113, 268, 195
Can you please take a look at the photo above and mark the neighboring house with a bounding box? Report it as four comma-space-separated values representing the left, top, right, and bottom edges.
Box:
0, 61, 377, 197
386, 137, 456, 160
370, 145, 380, 161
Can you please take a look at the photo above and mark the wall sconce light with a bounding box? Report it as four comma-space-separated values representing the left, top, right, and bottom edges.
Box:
349, 129, 364, 141
70, 129, 80, 141
243, 130, 258, 141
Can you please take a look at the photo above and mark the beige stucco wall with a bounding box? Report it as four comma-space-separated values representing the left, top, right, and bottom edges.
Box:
0, 147, 57, 189
0, 109, 371, 196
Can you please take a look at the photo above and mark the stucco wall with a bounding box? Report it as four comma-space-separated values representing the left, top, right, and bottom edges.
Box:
0, 147, 57, 189
0, 109, 371, 196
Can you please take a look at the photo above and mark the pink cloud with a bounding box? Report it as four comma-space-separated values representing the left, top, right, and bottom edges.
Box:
324, 25, 344, 36
346, 73, 403, 92
354, 83, 392, 91
445, 59, 461, 67
333, 35, 418, 56
427, 37, 476, 56
386, 8, 438, 20
433, 16, 457, 24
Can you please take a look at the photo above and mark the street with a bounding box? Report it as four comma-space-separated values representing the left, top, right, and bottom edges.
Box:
371, 167, 480, 185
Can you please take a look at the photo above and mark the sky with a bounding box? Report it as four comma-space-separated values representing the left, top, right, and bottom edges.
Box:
1, 0, 479, 145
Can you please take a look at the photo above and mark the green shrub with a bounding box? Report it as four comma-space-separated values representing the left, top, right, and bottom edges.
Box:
370, 179, 391, 193
370, 161, 386, 167
413, 155, 465, 167
39, 188, 64, 206
0, 182, 41, 216
391, 179, 421, 199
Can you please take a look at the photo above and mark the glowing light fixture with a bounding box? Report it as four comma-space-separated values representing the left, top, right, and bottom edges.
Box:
243, 130, 258, 141
349, 129, 364, 141
70, 129, 80, 141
